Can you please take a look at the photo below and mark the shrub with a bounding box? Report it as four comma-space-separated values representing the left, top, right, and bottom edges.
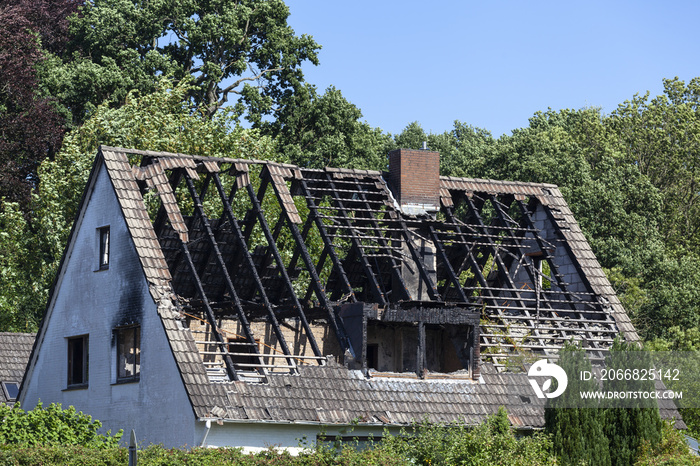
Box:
0, 402, 121, 448
635, 420, 699, 465
380, 407, 556, 465
0, 445, 125, 466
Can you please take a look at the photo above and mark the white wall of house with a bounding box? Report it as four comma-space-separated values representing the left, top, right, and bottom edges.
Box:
197, 420, 393, 453
20, 163, 197, 448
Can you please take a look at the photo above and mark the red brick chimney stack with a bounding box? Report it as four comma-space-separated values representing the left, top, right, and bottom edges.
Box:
388, 148, 440, 214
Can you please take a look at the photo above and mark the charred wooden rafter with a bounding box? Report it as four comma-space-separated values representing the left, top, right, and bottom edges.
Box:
128, 149, 622, 375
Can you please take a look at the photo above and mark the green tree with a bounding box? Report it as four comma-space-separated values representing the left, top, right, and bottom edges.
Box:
0, 201, 46, 331
0, 80, 274, 331
545, 342, 611, 465
265, 84, 394, 170
609, 77, 700, 252
41, 0, 320, 126
604, 339, 661, 466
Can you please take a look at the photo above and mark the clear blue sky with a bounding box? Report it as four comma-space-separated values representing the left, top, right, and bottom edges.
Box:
285, 1, 700, 138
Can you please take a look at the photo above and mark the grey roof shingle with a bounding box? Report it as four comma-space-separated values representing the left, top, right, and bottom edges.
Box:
0, 332, 34, 404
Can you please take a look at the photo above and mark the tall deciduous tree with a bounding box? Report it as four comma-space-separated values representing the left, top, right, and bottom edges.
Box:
0, 0, 77, 209
609, 77, 700, 252
264, 84, 393, 170
0, 80, 274, 331
42, 0, 320, 126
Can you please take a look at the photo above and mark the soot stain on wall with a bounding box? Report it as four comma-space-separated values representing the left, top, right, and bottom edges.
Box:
113, 237, 146, 330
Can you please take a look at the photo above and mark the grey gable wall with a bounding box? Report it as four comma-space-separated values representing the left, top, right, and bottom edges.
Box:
20, 161, 197, 448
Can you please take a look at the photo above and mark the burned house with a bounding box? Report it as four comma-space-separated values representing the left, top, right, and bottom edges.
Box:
19, 146, 662, 449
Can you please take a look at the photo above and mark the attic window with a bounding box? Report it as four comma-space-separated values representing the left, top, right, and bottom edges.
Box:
116, 326, 140, 382
98, 226, 110, 270
1, 382, 19, 401
67, 335, 88, 388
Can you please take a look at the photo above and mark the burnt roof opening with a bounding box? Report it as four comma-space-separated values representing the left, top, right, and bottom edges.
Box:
101, 146, 632, 383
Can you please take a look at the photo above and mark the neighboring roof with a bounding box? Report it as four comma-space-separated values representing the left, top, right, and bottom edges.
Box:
0, 332, 35, 405
31, 145, 658, 428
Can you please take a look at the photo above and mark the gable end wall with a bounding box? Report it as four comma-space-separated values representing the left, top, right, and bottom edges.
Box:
20, 163, 197, 447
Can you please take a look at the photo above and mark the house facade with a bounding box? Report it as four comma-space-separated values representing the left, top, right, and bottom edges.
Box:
19, 146, 676, 450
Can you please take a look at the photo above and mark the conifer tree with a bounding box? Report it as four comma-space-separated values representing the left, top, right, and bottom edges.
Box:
605, 339, 662, 466
545, 342, 611, 465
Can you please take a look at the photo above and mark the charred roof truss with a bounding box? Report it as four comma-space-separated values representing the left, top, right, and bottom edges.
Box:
109, 147, 630, 379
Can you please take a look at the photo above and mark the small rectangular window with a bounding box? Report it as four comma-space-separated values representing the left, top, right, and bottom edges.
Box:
98, 226, 110, 269
67, 335, 88, 387
1, 382, 19, 401
116, 326, 140, 382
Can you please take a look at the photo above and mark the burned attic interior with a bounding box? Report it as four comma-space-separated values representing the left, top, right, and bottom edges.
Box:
117, 146, 622, 385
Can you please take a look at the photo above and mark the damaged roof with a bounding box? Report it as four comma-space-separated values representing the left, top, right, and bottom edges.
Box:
81, 146, 651, 427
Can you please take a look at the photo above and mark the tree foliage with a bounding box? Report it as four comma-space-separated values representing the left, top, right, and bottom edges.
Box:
610, 78, 700, 252
604, 340, 662, 466
545, 343, 611, 466
263, 84, 394, 170
0, 402, 121, 448
380, 407, 555, 465
0, 80, 274, 331
635, 420, 700, 466
42, 0, 320, 125
0, 0, 76, 209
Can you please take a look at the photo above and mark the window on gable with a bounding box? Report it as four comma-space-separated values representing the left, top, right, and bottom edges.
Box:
116, 326, 140, 382
98, 226, 110, 269
1, 381, 19, 401
67, 335, 89, 387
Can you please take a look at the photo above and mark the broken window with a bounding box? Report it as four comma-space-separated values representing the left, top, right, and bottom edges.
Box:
1, 381, 19, 401
116, 326, 140, 382
67, 335, 88, 387
364, 320, 476, 377
366, 344, 379, 370
98, 226, 110, 269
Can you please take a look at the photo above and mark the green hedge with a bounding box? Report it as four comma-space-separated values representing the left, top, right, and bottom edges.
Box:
0, 404, 693, 465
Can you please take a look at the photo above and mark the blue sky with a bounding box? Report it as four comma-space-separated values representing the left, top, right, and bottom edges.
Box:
285, 1, 700, 138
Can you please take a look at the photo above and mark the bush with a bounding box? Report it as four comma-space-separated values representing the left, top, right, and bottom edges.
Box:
381, 407, 556, 465
635, 420, 700, 465
0, 445, 125, 466
0, 407, 556, 465
0, 402, 121, 448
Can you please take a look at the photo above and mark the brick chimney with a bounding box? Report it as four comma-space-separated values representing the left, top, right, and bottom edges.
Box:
388, 148, 440, 215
